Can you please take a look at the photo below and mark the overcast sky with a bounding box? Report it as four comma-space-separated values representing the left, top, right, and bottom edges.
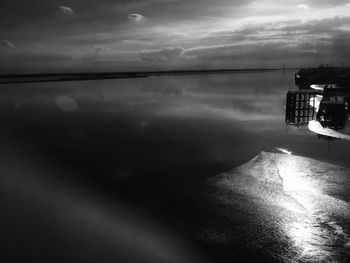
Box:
1, 0, 350, 73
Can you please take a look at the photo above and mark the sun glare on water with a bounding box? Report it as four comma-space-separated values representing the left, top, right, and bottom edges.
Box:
275, 153, 348, 261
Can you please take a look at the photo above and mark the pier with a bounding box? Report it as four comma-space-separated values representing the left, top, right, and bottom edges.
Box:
295, 66, 350, 89
286, 66, 350, 139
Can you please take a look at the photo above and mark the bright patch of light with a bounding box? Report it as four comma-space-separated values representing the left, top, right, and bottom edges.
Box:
275, 155, 350, 260
309, 94, 323, 112
310, 84, 325, 91
308, 120, 350, 140
276, 148, 292, 155
297, 4, 310, 10
58, 6, 75, 15
278, 156, 316, 212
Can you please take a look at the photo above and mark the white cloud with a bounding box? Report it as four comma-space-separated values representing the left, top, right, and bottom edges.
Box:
140, 47, 185, 61
0, 40, 14, 48
58, 6, 75, 15
128, 13, 144, 22
297, 4, 310, 10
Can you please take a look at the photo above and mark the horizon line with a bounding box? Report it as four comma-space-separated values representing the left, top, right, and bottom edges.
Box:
0, 67, 299, 84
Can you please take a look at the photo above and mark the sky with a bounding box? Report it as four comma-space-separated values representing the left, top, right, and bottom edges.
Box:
1, 0, 350, 73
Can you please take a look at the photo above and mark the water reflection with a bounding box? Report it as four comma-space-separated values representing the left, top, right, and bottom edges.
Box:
55, 95, 79, 112
0, 71, 294, 198
277, 153, 350, 261
1, 71, 350, 262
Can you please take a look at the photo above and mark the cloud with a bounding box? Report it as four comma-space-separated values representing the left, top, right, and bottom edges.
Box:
13, 51, 74, 62
91, 45, 107, 53
121, 39, 153, 46
140, 47, 185, 61
58, 6, 75, 15
307, 0, 348, 7
0, 51, 75, 73
297, 4, 310, 10
1, 1, 350, 72
331, 33, 350, 59
0, 40, 14, 48
179, 40, 329, 69
0, 51, 73, 65
128, 13, 144, 22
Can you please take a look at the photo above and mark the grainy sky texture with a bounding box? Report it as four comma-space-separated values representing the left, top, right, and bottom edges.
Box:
1, 0, 350, 73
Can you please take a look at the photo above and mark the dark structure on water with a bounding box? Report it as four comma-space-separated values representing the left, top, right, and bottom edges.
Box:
286, 66, 350, 139
295, 65, 350, 89
285, 90, 321, 126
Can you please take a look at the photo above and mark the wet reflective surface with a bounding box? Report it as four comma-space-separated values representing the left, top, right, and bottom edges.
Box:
278, 154, 350, 261
173, 152, 350, 262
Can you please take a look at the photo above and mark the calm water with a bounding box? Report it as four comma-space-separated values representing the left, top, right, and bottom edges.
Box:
1, 71, 350, 262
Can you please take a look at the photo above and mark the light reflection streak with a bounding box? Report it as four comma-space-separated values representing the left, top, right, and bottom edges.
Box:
276, 154, 343, 261
276, 148, 292, 155
218, 151, 350, 261
308, 120, 350, 140
278, 156, 318, 212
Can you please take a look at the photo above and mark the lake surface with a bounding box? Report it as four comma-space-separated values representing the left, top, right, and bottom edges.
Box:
1, 70, 350, 262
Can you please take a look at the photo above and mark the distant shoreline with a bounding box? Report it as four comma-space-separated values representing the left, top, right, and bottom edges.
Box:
0, 68, 296, 84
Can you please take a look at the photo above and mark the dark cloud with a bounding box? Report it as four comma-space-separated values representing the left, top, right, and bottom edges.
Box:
331, 33, 350, 59
0, 0, 349, 72
0, 0, 117, 29
91, 45, 107, 53
0, 0, 250, 29
0, 1, 61, 28
12, 51, 74, 62
0, 51, 74, 73
0, 40, 14, 48
128, 13, 144, 22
